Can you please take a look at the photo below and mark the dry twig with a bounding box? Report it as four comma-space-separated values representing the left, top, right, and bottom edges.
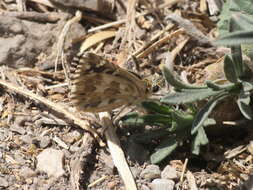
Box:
0, 78, 105, 146
0, 11, 65, 22
136, 28, 184, 58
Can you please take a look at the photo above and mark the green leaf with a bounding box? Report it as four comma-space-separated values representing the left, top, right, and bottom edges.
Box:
205, 81, 224, 90
217, 0, 253, 35
162, 66, 206, 90
229, 14, 242, 32
215, 30, 253, 46
217, 0, 233, 35
231, 13, 253, 31
121, 113, 171, 126
170, 111, 194, 132
203, 118, 216, 126
223, 55, 238, 83
141, 101, 172, 114
231, 0, 253, 15
192, 127, 209, 155
206, 80, 237, 91
141, 114, 171, 125
191, 93, 228, 134
161, 88, 224, 104
231, 45, 244, 77
121, 112, 146, 126
242, 81, 253, 91
237, 91, 253, 120
150, 138, 178, 164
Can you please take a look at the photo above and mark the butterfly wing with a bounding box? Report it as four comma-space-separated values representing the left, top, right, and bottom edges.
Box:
70, 53, 150, 112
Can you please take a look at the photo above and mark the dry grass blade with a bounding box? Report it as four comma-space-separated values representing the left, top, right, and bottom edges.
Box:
121, 0, 138, 49
200, 0, 207, 13
180, 158, 189, 185
0, 79, 105, 146
54, 10, 82, 76
99, 112, 137, 190
80, 30, 117, 53
28, 0, 54, 8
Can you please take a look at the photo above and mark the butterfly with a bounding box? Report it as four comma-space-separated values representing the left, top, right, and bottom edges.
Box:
70, 52, 151, 112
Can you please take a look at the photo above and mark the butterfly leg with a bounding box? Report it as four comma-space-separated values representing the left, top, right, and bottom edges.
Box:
112, 104, 137, 127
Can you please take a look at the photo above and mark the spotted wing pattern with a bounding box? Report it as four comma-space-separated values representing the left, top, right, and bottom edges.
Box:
70, 52, 150, 112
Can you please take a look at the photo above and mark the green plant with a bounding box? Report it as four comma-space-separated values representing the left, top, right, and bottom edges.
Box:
121, 101, 206, 164
216, 0, 253, 59
122, 50, 253, 163
121, 0, 253, 164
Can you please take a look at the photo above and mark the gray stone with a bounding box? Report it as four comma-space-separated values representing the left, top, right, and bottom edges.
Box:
0, 177, 9, 187
140, 165, 161, 180
9, 125, 26, 134
37, 136, 51, 148
150, 179, 175, 190
0, 15, 85, 69
36, 148, 65, 178
14, 154, 26, 165
20, 167, 37, 178
161, 165, 178, 180
19, 134, 33, 144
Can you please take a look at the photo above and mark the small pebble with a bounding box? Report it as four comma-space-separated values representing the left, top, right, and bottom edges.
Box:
0, 177, 9, 188
161, 165, 178, 180
36, 136, 51, 148
140, 165, 161, 180
20, 167, 37, 178
9, 125, 26, 135
36, 148, 65, 178
19, 134, 33, 144
150, 179, 175, 190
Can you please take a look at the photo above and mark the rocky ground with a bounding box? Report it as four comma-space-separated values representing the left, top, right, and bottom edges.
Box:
0, 0, 253, 190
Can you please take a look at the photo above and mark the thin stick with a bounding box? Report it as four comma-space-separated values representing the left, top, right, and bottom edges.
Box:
180, 158, 188, 184
88, 175, 107, 188
0, 11, 63, 23
136, 28, 184, 58
28, 0, 54, 8
133, 23, 174, 57
0, 79, 105, 146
